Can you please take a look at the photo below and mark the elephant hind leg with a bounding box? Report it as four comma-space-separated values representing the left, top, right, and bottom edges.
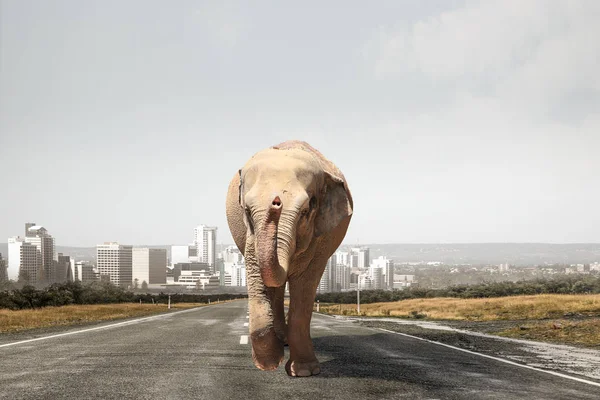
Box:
271, 285, 288, 346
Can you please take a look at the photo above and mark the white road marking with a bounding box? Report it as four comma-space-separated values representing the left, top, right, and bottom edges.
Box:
0, 307, 207, 349
240, 335, 248, 344
244, 322, 248, 327
378, 328, 600, 388
246, 315, 249, 319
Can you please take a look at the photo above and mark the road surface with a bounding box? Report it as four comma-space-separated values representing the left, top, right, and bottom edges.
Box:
0, 300, 598, 399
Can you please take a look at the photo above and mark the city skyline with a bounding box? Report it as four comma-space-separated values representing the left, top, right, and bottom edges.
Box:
2, 1, 599, 247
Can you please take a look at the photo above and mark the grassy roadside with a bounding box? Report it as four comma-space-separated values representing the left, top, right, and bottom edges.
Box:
0, 302, 209, 333
316, 294, 600, 348
316, 294, 600, 320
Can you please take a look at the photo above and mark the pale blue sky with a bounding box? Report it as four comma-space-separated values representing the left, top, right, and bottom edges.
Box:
1, 0, 599, 247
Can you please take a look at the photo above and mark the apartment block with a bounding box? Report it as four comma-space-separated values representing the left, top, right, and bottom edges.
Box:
8, 237, 40, 282
132, 248, 167, 286
194, 225, 217, 267
96, 242, 133, 287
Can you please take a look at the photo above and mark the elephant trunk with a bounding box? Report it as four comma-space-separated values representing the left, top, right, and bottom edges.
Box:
256, 196, 289, 287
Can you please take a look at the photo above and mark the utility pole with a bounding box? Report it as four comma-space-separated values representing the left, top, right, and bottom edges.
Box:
357, 284, 360, 314
168, 294, 171, 309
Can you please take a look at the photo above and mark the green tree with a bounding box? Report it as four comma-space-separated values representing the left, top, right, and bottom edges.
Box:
141, 280, 148, 290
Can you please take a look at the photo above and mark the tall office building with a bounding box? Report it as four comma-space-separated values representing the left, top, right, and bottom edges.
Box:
336, 251, 350, 266
96, 242, 133, 287
0, 253, 6, 281
230, 263, 246, 287
334, 263, 351, 291
7, 237, 40, 282
370, 267, 384, 290
9, 224, 56, 283
56, 253, 73, 283
318, 255, 338, 293
371, 256, 394, 289
194, 225, 217, 267
132, 248, 167, 286
358, 247, 370, 269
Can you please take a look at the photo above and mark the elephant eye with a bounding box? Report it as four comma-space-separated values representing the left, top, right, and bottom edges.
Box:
309, 196, 317, 210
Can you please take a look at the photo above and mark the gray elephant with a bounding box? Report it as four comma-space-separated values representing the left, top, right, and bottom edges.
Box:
225, 140, 353, 377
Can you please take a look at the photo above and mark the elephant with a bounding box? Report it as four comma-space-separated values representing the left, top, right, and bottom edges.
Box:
225, 140, 353, 377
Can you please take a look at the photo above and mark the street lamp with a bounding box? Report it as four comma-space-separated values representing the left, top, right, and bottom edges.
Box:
357, 281, 360, 314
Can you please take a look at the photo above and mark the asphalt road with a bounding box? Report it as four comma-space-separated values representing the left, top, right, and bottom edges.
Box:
0, 301, 598, 400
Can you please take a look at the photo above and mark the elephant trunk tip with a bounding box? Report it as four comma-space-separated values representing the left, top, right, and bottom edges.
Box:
271, 196, 282, 208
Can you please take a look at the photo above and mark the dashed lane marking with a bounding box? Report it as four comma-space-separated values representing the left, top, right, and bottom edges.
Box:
240, 335, 248, 345
244, 322, 248, 327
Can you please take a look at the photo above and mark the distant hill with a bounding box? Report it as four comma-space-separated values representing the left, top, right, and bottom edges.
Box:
1, 243, 599, 266
352, 243, 600, 266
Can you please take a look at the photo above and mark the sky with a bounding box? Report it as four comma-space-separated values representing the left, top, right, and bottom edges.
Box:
1, 0, 599, 247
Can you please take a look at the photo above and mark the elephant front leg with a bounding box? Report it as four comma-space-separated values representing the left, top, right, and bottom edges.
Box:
285, 275, 321, 377
246, 244, 286, 371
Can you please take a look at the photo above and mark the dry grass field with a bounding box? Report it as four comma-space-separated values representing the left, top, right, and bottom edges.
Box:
496, 318, 600, 347
317, 294, 600, 320
317, 294, 600, 347
0, 303, 206, 333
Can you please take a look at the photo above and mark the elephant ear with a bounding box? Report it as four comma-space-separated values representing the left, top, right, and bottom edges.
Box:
315, 171, 353, 237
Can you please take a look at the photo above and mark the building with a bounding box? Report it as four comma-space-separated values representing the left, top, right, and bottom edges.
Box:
0, 253, 7, 281
370, 266, 384, 290
371, 256, 394, 289
393, 274, 416, 289
81, 263, 100, 283
55, 253, 73, 283
215, 258, 225, 286
7, 223, 56, 284
170, 245, 197, 265
336, 251, 349, 266
7, 237, 40, 282
359, 274, 373, 290
230, 263, 246, 287
358, 247, 370, 269
318, 256, 338, 293
96, 242, 133, 287
132, 248, 167, 286
220, 245, 244, 264
194, 225, 217, 267
334, 263, 351, 291
23, 225, 56, 283
72, 260, 98, 283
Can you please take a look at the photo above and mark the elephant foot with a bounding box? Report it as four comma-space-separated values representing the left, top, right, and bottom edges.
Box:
275, 329, 288, 347
285, 359, 321, 377
250, 327, 284, 371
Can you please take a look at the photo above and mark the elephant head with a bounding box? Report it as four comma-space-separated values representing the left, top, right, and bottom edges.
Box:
238, 147, 352, 289
227, 142, 353, 372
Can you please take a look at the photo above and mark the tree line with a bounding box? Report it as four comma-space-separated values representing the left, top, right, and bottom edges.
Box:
0, 281, 248, 310
315, 274, 600, 304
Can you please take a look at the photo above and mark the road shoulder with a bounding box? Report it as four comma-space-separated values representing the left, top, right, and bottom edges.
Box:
318, 313, 600, 383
